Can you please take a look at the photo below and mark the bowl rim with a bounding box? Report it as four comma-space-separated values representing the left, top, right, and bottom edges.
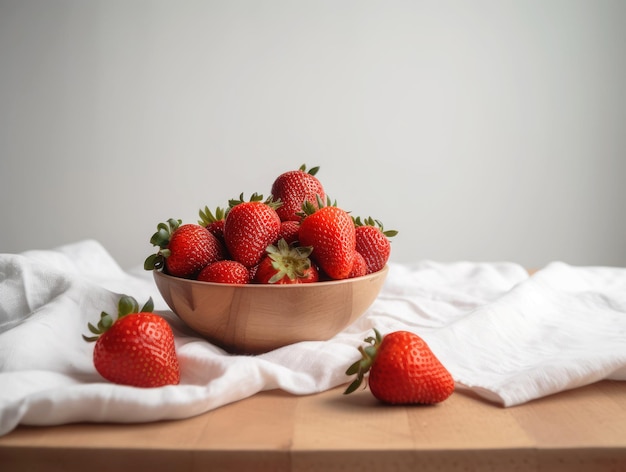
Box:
153, 264, 389, 289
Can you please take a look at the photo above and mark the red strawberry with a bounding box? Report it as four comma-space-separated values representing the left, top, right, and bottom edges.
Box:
224, 193, 282, 268
347, 251, 368, 278
198, 260, 250, 284
144, 219, 225, 278
198, 206, 228, 244
298, 197, 356, 280
354, 217, 398, 274
83, 295, 180, 388
276, 220, 300, 245
271, 164, 326, 222
248, 263, 259, 282
254, 238, 319, 284
344, 329, 454, 405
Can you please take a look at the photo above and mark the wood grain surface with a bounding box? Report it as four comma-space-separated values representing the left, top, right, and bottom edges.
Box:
1, 380, 625, 471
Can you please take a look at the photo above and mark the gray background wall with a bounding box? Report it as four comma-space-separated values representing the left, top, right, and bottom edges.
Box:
1, 0, 625, 270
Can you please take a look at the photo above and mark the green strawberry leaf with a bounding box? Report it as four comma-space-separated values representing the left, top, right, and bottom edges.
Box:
118, 295, 139, 318
99, 311, 113, 330
141, 297, 154, 313
144, 253, 160, 270
344, 378, 363, 395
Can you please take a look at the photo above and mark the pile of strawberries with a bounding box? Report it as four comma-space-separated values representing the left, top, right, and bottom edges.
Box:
144, 165, 397, 284
84, 173, 455, 405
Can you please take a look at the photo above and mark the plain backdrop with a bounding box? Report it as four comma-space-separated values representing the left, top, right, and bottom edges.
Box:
1, 0, 625, 270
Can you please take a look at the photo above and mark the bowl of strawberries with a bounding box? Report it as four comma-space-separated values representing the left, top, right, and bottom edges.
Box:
145, 165, 396, 354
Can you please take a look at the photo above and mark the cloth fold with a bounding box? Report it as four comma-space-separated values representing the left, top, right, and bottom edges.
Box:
1, 240, 625, 437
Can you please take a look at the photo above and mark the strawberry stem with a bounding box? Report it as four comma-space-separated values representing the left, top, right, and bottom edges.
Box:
353, 216, 398, 238
82, 295, 154, 343
264, 238, 314, 283
144, 219, 182, 271
198, 205, 227, 226
343, 329, 383, 395
298, 163, 320, 176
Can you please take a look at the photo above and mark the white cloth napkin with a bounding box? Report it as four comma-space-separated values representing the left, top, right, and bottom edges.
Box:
1, 240, 625, 437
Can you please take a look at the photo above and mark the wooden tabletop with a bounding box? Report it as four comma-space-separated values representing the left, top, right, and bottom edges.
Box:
1, 379, 625, 471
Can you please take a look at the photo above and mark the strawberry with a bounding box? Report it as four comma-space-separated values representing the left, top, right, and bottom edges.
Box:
198, 260, 250, 284
83, 295, 180, 388
271, 164, 326, 222
354, 216, 398, 274
344, 329, 454, 405
254, 238, 319, 284
198, 205, 228, 244
298, 197, 356, 280
248, 263, 260, 282
144, 218, 225, 278
276, 220, 300, 245
347, 251, 368, 278
224, 193, 282, 268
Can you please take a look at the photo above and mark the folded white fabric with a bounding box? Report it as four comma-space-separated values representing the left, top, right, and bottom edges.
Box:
428, 263, 626, 405
1, 240, 625, 437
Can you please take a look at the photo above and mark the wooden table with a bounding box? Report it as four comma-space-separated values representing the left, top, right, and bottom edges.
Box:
1, 380, 625, 471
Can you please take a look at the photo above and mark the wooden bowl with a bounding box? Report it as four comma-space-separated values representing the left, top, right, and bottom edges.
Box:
153, 266, 388, 354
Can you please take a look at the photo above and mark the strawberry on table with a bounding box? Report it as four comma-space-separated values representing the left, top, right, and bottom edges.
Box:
298, 197, 356, 280
198, 260, 251, 284
254, 238, 319, 284
344, 329, 454, 405
224, 193, 282, 268
144, 218, 225, 278
354, 216, 397, 274
271, 164, 326, 222
83, 295, 180, 388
